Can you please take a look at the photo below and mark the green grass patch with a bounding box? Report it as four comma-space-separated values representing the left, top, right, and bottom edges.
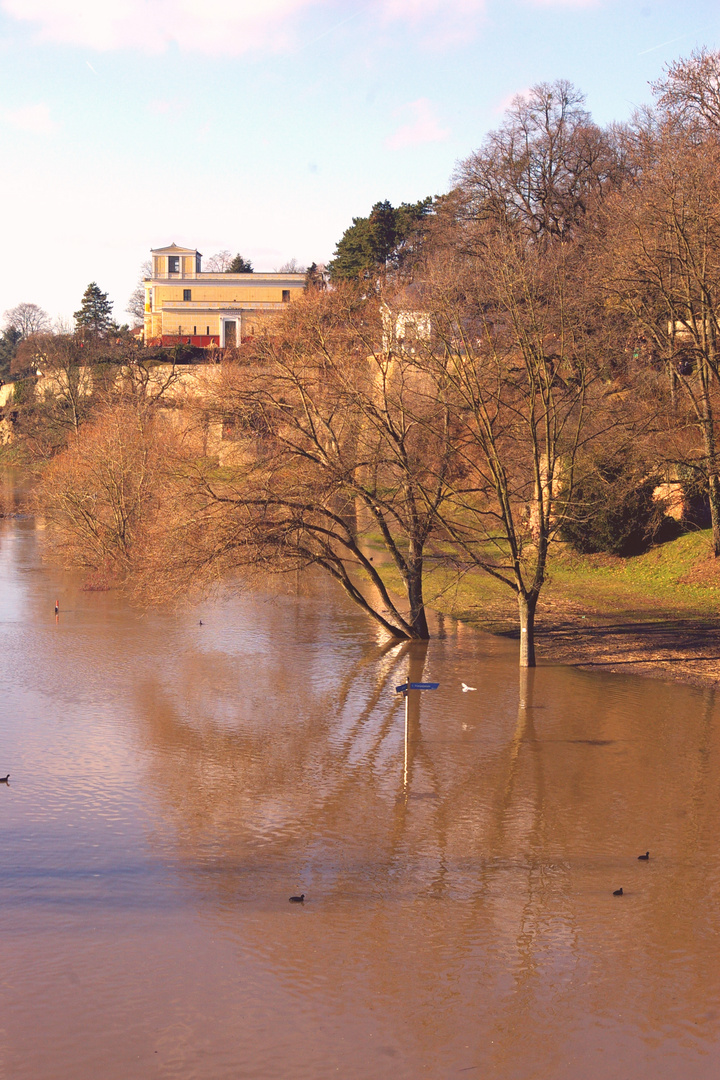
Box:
546, 531, 720, 618
373, 529, 720, 638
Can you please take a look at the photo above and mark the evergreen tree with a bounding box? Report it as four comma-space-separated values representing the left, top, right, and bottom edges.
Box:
329, 215, 373, 281
227, 254, 253, 273
0, 326, 21, 379
560, 459, 665, 557
304, 262, 326, 291
328, 197, 434, 282
74, 283, 114, 337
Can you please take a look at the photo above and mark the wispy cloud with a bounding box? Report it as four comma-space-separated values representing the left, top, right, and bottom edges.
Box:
379, 0, 484, 19
3, 102, 56, 133
494, 86, 531, 113
0, 0, 492, 54
377, 0, 486, 47
147, 97, 189, 120
296, 5, 365, 51
385, 98, 449, 150
0, 0, 324, 54
637, 28, 711, 57
525, 0, 601, 7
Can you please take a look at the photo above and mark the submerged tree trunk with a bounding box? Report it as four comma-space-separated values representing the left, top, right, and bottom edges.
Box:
517, 592, 537, 668
406, 550, 430, 640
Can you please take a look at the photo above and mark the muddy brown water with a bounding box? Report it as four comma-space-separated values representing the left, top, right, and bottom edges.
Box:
2, 515, 720, 1079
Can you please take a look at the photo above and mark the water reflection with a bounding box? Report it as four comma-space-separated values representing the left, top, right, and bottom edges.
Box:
3, 514, 720, 1079
129, 607, 720, 1077
399, 640, 428, 793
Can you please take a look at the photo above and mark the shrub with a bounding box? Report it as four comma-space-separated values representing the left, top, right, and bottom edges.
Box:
677, 464, 711, 528
11, 378, 36, 406
561, 459, 667, 557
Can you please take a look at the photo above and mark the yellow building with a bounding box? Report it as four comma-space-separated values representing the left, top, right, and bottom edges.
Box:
144, 243, 305, 346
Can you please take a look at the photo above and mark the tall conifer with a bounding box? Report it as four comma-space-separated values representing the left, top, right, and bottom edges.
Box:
226, 254, 253, 273
74, 283, 114, 336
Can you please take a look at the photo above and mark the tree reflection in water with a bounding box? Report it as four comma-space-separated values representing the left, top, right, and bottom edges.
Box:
5, 499, 720, 1078
127, 587, 720, 1079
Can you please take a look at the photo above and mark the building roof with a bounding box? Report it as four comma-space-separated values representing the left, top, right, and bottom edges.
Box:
151, 242, 200, 255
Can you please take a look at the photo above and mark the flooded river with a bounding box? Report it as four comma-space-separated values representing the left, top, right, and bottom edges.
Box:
2, 513, 720, 1079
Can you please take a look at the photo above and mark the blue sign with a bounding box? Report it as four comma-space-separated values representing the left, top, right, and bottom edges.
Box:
395, 682, 440, 692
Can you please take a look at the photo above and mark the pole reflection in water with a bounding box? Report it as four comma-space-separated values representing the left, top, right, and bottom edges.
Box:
3, 514, 720, 1080
401, 641, 429, 793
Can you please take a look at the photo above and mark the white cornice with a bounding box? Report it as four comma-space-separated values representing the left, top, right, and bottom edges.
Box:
144, 274, 304, 285
161, 301, 292, 311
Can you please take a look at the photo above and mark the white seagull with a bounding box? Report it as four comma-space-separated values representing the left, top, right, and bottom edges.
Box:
461, 682, 477, 692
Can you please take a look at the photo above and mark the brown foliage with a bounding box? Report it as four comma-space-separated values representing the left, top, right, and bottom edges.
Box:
36, 401, 176, 582
454, 80, 626, 244
600, 123, 720, 552
32, 50, 720, 659
132, 286, 457, 639
652, 47, 720, 134
398, 222, 599, 663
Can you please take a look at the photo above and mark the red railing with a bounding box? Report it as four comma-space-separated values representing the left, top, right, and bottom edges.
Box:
146, 335, 221, 348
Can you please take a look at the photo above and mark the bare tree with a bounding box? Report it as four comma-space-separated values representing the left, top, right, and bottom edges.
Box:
602, 124, 720, 554
36, 400, 173, 581
126, 260, 152, 327
138, 287, 456, 639
3, 302, 51, 339
455, 80, 624, 244
7, 333, 98, 459
409, 228, 594, 665
652, 48, 720, 133
204, 250, 234, 272
275, 258, 306, 273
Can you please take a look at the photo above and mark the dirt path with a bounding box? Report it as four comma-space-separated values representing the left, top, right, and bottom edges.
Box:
536, 615, 720, 687
447, 590, 720, 688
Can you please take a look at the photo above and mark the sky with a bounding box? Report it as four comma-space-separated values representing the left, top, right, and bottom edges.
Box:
1, 0, 719, 326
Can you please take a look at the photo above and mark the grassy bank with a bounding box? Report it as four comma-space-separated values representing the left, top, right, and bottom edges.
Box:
378, 530, 720, 685
379, 530, 719, 633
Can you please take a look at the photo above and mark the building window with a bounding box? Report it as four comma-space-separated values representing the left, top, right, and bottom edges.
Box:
206, 326, 210, 336
183, 289, 191, 301
196, 254, 202, 273
282, 290, 290, 303
168, 255, 180, 273
193, 326, 197, 335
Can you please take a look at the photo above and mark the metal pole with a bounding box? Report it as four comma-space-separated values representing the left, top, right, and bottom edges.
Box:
403, 690, 409, 791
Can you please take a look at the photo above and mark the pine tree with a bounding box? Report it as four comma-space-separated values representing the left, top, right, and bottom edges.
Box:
328, 198, 433, 282
304, 263, 326, 291
227, 254, 253, 273
0, 326, 21, 379
74, 283, 114, 337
